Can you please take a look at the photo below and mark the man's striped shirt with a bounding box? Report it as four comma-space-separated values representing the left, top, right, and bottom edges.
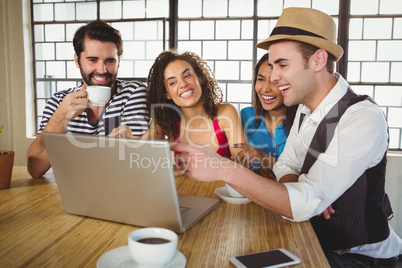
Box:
38, 79, 149, 136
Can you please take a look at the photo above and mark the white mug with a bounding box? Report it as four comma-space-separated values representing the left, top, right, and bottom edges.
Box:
225, 183, 244, 198
128, 227, 178, 268
86, 85, 111, 106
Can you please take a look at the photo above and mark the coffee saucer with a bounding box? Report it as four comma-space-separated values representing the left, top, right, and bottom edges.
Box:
214, 187, 252, 204
97, 246, 186, 268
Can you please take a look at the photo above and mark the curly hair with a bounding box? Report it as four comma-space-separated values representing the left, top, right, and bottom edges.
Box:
146, 50, 223, 139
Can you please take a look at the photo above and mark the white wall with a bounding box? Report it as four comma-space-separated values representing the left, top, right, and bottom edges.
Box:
385, 152, 402, 241
0, 0, 13, 152
0, 0, 33, 166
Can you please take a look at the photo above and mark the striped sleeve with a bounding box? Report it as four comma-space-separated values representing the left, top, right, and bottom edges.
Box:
119, 81, 149, 136
37, 88, 75, 134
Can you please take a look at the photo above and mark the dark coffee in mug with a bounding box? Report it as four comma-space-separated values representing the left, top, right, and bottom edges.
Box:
137, 237, 170, 244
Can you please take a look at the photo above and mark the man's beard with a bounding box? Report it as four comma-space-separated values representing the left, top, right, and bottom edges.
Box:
79, 66, 117, 88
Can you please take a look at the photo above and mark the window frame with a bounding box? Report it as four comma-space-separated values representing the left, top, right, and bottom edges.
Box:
30, 0, 402, 150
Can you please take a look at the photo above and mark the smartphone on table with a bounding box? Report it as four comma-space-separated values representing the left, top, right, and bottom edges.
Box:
230, 248, 301, 268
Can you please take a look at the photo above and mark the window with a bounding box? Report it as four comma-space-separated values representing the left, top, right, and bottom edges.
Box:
31, 0, 169, 131
177, 9, 255, 109
348, 0, 402, 149
31, 0, 402, 149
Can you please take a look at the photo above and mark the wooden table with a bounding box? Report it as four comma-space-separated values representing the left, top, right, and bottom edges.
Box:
0, 166, 329, 267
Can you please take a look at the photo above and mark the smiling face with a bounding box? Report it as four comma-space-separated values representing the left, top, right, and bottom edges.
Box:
164, 60, 203, 109
268, 41, 316, 108
255, 60, 284, 111
74, 37, 119, 88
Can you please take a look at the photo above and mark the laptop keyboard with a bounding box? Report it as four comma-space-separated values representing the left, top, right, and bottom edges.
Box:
180, 206, 191, 216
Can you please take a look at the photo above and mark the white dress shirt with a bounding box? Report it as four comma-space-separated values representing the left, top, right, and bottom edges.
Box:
273, 73, 402, 258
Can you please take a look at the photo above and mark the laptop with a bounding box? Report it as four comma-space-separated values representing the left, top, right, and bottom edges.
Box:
42, 132, 219, 233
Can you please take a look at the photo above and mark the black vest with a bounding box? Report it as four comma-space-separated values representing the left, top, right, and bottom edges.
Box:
300, 89, 392, 251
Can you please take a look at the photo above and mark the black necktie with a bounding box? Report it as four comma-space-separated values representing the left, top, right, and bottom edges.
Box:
298, 113, 306, 132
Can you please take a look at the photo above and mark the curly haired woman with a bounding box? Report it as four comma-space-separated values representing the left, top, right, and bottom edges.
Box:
142, 50, 245, 159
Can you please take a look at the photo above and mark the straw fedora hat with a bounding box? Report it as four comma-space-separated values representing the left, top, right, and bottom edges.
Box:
256, 7, 344, 61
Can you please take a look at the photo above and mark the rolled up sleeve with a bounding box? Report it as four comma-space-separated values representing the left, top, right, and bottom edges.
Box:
284, 180, 322, 221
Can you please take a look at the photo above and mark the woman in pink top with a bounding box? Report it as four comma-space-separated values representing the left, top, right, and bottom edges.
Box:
142, 50, 245, 160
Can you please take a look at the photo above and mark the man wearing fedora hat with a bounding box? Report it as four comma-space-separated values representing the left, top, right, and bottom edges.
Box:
171, 7, 401, 267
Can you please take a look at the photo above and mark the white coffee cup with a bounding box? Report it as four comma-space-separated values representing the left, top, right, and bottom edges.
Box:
86, 85, 111, 106
128, 227, 178, 268
225, 183, 244, 198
